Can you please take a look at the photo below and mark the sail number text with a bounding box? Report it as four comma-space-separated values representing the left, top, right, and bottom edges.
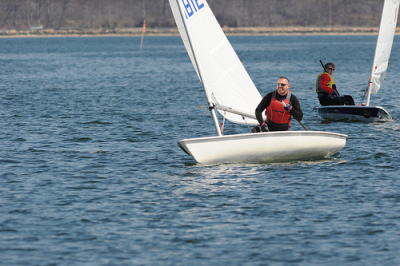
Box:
182, 0, 204, 18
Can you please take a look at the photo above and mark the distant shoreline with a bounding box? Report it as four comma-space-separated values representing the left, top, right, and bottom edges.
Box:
1, 26, 397, 38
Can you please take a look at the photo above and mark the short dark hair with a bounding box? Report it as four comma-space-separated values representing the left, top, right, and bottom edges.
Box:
325, 62, 335, 69
279, 76, 289, 83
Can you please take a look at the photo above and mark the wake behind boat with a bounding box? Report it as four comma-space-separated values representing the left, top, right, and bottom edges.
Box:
169, 0, 347, 164
316, 0, 399, 122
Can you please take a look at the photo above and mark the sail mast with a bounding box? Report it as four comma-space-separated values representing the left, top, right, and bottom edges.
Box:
171, 0, 222, 136
365, 78, 372, 106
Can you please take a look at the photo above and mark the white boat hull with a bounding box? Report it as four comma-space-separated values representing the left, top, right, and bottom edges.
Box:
316, 105, 391, 122
178, 131, 347, 164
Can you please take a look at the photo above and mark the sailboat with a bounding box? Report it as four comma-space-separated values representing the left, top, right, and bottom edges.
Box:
169, 0, 347, 164
316, 0, 399, 122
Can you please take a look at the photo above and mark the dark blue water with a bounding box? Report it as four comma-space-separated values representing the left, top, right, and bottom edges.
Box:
1, 35, 400, 265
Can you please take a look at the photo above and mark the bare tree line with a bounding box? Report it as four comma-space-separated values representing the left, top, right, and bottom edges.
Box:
0, 0, 392, 30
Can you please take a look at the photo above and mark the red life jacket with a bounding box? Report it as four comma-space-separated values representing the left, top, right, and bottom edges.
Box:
265, 90, 292, 128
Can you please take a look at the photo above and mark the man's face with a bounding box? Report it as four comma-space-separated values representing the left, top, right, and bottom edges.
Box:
277, 78, 290, 96
326, 65, 335, 75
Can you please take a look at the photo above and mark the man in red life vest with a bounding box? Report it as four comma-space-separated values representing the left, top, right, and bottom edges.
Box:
254, 77, 303, 132
316, 62, 355, 106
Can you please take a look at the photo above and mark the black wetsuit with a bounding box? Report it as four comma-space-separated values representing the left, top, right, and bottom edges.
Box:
255, 91, 303, 131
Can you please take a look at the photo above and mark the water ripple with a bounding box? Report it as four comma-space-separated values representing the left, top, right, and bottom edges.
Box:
1, 36, 400, 265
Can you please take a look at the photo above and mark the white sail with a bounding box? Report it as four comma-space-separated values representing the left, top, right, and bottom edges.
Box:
369, 0, 399, 96
169, 0, 261, 125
